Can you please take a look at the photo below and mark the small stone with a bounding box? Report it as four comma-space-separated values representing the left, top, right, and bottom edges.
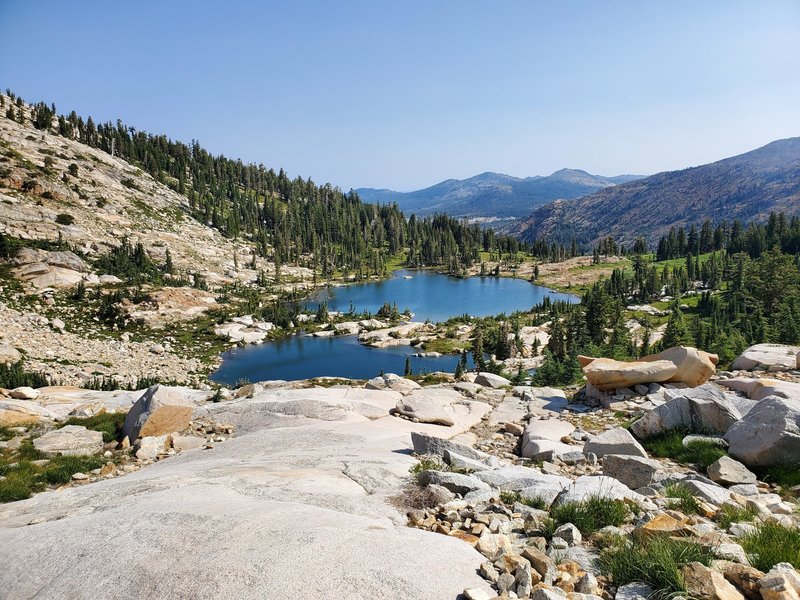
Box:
463, 588, 493, 600
497, 572, 516, 594
71, 472, 88, 481
575, 572, 599, 595
553, 523, 582, 546
615, 582, 654, 600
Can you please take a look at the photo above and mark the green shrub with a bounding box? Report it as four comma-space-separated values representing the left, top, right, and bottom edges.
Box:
55, 213, 75, 225
756, 464, 800, 489
642, 429, 726, 469
741, 522, 800, 571
41, 455, 105, 485
600, 536, 715, 599
663, 482, 700, 515
549, 496, 630, 534
0, 462, 39, 502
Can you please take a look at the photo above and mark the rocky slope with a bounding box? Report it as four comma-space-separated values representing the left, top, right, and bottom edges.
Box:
356, 170, 643, 222
2, 344, 800, 599
0, 96, 317, 384
509, 137, 800, 246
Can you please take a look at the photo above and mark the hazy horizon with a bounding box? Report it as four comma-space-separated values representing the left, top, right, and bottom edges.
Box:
1, 0, 798, 191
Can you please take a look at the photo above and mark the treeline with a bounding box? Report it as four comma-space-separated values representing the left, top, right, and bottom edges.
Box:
655, 214, 800, 261
1, 90, 574, 276
536, 212, 800, 382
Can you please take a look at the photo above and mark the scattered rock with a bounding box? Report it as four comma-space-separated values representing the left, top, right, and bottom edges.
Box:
0, 344, 22, 365
417, 470, 490, 495
365, 373, 421, 395
759, 563, 800, 600
583, 427, 647, 458
707, 456, 757, 486
615, 582, 654, 600
602, 454, 661, 489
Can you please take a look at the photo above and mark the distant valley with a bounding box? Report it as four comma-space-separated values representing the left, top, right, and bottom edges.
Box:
356, 169, 644, 222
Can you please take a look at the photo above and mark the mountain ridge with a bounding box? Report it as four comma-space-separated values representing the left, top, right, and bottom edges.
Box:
356, 169, 645, 220
508, 137, 800, 246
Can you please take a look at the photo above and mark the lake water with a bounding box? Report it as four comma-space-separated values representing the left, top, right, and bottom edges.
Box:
211, 270, 577, 384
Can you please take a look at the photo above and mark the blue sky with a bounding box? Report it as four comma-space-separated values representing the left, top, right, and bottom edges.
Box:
1, 1, 798, 190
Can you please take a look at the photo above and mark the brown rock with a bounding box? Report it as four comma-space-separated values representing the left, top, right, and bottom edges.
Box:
642, 346, 718, 387
716, 561, 764, 600
682, 562, 744, 600
633, 513, 688, 541
122, 385, 196, 442
522, 546, 553, 578
448, 530, 479, 547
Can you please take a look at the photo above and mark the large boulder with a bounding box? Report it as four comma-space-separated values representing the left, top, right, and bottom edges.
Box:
33, 425, 103, 456
520, 419, 578, 460
365, 373, 421, 395
122, 385, 196, 442
707, 456, 757, 486
410, 431, 487, 461
630, 385, 747, 439
725, 396, 800, 467
583, 427, 647, 458
395, 397, 454, 426
13, 248, 89, 288
641, 346, 719, 387
733, 344, 800, 372
553, 475, 644, 505
603, 454, 661, 489
9, 386, 39, 400
474, 372, 511, 389
0, 344, 21, 365
579, 346, 717, 391
577, 356, 677, 391
417, 470, 490, 495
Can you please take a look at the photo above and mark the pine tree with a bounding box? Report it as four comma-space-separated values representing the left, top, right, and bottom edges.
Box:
662, 307, 693, 348
404, 356, 412, 377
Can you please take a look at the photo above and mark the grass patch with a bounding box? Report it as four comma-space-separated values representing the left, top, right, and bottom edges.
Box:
600, 536, 715, 600
58, 412, 126, 443
641, 429, 727, 470
663, 482, 700, 515
756, 464, 800, 489
500, 490, 548, 510
741, 522, 800, 571
549, 496, 630, 534
0, 439, 107, 503
715, 504, 758, 530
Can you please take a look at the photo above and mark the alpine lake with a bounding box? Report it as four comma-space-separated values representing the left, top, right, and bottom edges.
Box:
211, 269, 578, 384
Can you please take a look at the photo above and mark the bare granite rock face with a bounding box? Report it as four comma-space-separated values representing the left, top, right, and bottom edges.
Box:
733, 344, 800, 372
0, 387, 493, 600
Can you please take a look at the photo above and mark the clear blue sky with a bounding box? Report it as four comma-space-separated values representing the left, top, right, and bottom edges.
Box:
1, 1, 798, 191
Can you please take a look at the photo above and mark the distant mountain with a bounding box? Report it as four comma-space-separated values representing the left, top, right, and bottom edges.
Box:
356, 169, 645, 221
508, 137, 800, 246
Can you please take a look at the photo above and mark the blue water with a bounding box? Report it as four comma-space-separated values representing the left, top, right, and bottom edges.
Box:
311, 269, 575, 323
211, 270, 577, 384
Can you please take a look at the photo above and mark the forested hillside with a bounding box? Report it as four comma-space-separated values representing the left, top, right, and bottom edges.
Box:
1, 91, 532, 277
510, 137, 800, 247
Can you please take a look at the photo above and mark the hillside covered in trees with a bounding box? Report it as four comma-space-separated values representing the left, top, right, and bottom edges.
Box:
2, 91, 538, 278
